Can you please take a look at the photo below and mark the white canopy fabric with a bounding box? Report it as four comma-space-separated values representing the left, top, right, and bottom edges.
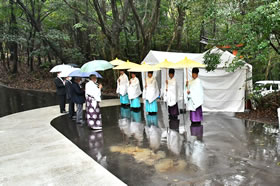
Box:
142, 47, 253, 112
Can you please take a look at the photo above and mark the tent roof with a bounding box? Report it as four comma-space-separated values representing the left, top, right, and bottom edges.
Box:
142, 47, 251, 69
142, 50, 200, 65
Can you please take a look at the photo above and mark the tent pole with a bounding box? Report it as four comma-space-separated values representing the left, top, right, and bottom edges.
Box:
166, 68, 168, 89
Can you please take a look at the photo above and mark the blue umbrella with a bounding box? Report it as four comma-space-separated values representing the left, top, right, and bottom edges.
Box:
68, 70, 90, 77
69, 70, 102, 78
88, 71, 103, 78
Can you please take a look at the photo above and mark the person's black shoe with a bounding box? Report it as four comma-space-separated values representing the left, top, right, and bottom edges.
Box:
61, 111, 67, 114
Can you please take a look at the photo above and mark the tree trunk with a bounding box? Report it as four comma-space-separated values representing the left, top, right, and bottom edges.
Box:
199, 21, 205, 53
9, 0, 18, 74
175, 6, 185, 50
0, 42, 7, 70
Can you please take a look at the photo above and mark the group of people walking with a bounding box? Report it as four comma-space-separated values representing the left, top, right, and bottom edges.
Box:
54, 73, 102, 130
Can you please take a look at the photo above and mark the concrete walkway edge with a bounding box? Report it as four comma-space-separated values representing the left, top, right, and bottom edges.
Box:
0, 99, 126, 186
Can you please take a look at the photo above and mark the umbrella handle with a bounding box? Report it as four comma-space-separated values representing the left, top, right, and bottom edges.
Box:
186, 68, 189, 90
166, 69, 168, 90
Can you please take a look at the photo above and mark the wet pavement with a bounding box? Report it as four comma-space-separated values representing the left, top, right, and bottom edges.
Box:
51, 102, 280, 186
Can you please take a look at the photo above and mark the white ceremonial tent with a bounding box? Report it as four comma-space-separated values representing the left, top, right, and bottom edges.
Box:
142, 47, 253, 112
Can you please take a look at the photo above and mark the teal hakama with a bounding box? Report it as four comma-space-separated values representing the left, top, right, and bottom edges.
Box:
120, 106, 130, 118
145, 100, 158, 113
146, 114, 158, 127
120, 94, 129, 104
130, 97, 141, 108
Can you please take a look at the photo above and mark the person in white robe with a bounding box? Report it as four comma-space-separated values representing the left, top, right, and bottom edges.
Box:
85, 74, 102, 130
164, 68, 179, 119
143, 71, 159, 114
116, 70, 129, 105
185, 68, 204, 125
130, 110, 144, 146
145, 114, 162, 150
167, 118, 183, 155
128, 72, 142, 109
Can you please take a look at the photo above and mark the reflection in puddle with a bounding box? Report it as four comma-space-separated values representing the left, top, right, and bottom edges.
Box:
51, 102, 280, 185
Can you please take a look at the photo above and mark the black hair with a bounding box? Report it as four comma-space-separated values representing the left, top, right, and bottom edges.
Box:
192, 68, 199, 74
148, 71, 153, 75
169, 68, 175, 74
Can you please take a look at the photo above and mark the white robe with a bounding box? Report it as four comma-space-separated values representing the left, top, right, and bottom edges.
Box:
185, 78, 204, 111
167, 129, 183, 155
118, 118, 131, 137
85, 80, 101, 109
130, 122, 144, 143
145, 125, 162, 150
164, 78, 177, 107
116, 73, 129, 96
128, 77, 142, 100
143, 77, 159, 103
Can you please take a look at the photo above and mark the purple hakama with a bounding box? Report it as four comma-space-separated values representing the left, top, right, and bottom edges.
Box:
86, 95, 102, 130
190, 106, 203, 122
168, 103, 179, 116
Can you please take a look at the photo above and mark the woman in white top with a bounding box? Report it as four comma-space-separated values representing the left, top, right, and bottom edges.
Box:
85, 74, 103, 130
116, 70, 129, 105
164, 68, 179, 119
144, 71, 159, 114
127, 72, 142, 109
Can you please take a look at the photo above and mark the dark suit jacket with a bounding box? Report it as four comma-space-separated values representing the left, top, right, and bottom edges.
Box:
65, 80, 73, 100
72, 82, 85, 104
54, 77, 66, 96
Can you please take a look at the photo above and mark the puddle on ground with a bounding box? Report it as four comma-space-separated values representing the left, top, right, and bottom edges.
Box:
51, 102, 280, 186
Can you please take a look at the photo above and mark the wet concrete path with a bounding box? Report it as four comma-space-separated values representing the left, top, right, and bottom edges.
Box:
51, 102, 280, 186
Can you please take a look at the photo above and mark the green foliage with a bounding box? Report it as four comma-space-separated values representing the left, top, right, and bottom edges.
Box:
226, 59, 246, 72
0, 0, 278, 81
203, 50, 221, 72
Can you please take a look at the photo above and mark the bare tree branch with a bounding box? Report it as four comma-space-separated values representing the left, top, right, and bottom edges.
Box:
270, 39, 280, 55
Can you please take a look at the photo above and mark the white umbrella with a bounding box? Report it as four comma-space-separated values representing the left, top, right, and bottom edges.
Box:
49, 64, 72, 73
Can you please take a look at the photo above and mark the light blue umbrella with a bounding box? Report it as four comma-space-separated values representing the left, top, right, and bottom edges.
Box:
81, 60, 113, 72
88, 71, 103, 78
68, 70, 90, 77
68, 70, 102, 78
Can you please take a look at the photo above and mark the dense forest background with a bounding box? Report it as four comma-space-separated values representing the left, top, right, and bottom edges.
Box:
0, 0, 279, 83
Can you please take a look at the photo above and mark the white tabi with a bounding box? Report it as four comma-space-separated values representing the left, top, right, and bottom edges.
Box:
85, 80, 102, 129
164, 78, 178, 107
143, 77, 159, 103
185, 78, 204, 111
116, 73, 129, 96
128, 77, 142, 100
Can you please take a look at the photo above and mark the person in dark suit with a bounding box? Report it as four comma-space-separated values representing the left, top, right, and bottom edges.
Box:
72, 77, 85, 124
54, 72, 66, 113
65, 77, 75, 119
